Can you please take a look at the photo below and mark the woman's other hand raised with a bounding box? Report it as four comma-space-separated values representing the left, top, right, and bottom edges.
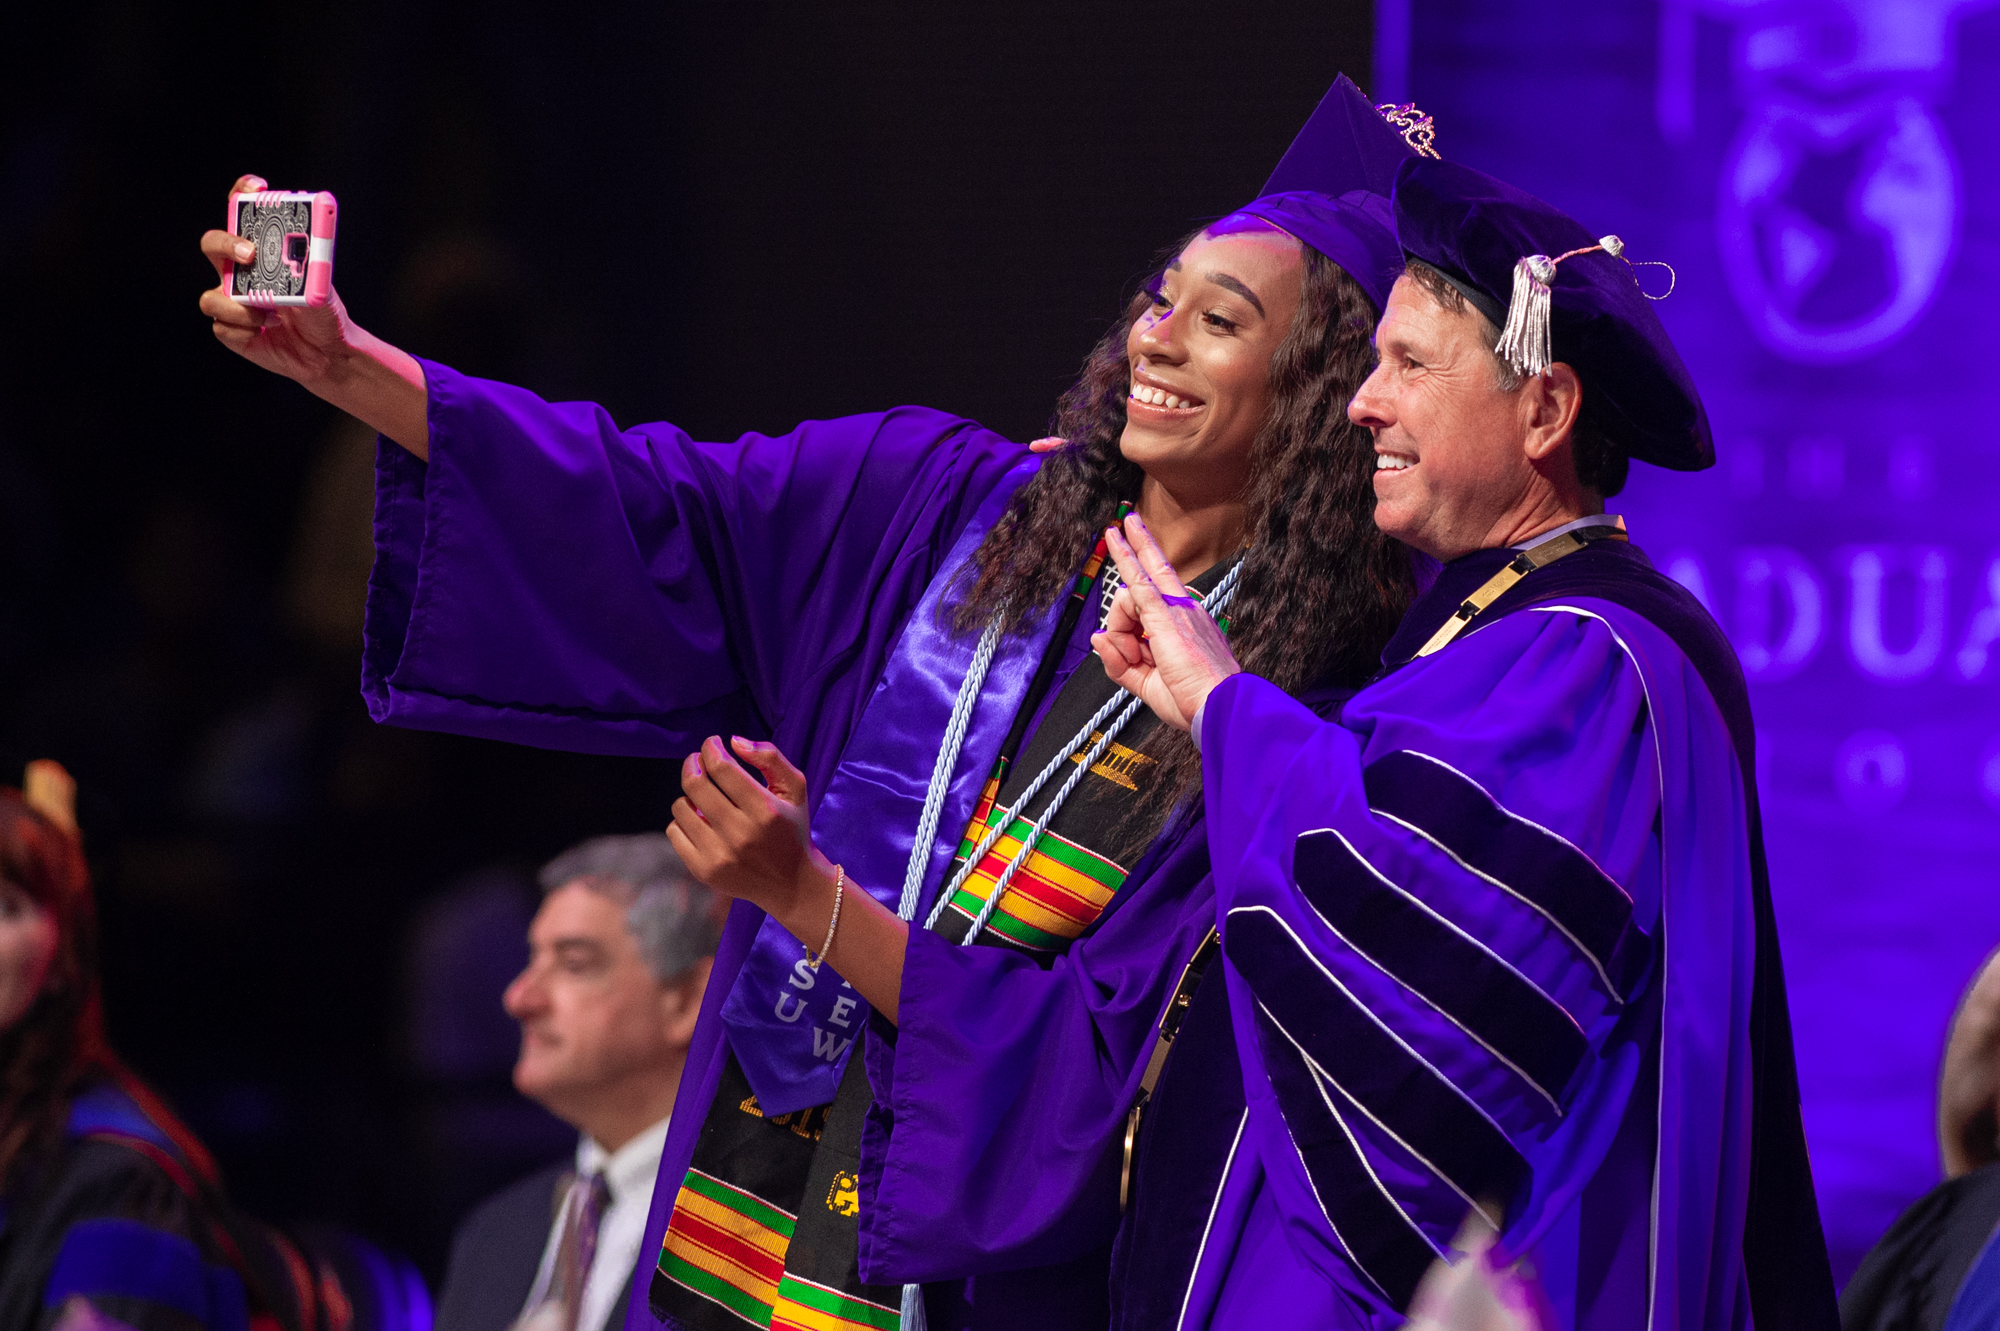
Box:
669, 736, 829, 917
670, 736, 910, 1022
1091, 513, 1242, 732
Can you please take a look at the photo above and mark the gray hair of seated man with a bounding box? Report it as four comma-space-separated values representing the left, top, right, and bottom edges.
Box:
537, 834, 724, 984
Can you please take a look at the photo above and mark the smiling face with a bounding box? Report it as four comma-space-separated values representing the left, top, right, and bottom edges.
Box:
1349, 273, 1586, 560
1118, 220, 1304, 503
0, 878, 57, 1033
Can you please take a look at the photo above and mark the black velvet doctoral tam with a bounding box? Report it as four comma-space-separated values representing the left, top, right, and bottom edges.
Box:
1391, 157, 1715, 472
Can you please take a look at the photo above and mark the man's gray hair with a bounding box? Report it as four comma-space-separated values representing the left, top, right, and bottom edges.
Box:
1403, 258, 1525, 392
538, 834, 724, 983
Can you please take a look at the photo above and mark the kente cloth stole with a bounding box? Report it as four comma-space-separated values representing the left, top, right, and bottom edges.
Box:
928, 551, 1234, 952
651, 529, 1211, 1331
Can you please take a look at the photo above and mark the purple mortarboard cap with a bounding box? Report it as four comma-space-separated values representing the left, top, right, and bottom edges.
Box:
1229, 74, 1428, 313
1260, 73, 1421, 199
1392, 157, 1714, 471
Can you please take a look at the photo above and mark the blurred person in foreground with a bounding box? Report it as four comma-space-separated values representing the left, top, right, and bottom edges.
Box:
437, 836, 720, 1331
0, 763, 283, 1331
1843, 948, 2000, 1329
0, 763, 428, 1331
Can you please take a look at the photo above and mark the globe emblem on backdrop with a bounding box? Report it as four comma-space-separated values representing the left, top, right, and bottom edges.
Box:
1664, 0, 1999, 364
1717, 92, 1956, 363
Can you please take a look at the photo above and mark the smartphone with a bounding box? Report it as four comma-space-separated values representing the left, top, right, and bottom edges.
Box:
224, 190, 337, 307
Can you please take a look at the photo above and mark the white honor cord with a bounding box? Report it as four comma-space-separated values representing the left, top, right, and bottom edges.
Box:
921, 684, 1137, 933
894, 619, 1003, 923
948, 692, 1149, 944
927, 562, 1242, 946
892, 561, 1238, 1331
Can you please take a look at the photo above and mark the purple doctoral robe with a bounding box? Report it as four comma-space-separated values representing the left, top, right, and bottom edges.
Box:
1105, 540, 1835, 1329
362, 363, 1828, 1331
363, 362, 1280, 1330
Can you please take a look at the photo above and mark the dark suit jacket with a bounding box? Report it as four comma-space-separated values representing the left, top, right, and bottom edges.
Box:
436, 1165, 638, 1331
1841, 1162, 2000, 1331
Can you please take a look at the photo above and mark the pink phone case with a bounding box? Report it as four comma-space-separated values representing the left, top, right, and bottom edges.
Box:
224, 190, 337, 308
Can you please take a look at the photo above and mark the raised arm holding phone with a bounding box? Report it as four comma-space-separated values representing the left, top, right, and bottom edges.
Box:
199, 174, 428, 454
188, 82, 1481, 1330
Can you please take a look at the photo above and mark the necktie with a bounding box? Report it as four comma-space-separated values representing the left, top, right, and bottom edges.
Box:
517, 1170, 612, 1331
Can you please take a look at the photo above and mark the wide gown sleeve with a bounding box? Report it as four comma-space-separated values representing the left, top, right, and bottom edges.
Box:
363, 359, 1026, 759
854, 827, 1221, 1283
1198, 608, 1682, 1310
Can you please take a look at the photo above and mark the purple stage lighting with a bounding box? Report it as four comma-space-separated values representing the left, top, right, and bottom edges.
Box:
1407, 0, 2000, 1285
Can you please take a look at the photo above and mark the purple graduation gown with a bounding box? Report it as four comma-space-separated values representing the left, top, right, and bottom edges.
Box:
1110, 540, 1834, 1330
362, 362, 1265, 1330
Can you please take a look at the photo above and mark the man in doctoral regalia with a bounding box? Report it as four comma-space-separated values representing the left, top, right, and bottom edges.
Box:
1087, 158, 1840, 1329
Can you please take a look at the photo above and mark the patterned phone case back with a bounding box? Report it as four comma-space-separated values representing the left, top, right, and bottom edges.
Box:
232, 197, 314, 300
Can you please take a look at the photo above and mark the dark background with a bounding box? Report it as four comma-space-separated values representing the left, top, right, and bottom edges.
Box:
0, 1, 1372, 1278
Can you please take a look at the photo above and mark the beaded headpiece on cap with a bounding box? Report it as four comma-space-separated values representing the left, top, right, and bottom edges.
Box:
1375, 102, 1441, 160
1234, 75, 1442, 314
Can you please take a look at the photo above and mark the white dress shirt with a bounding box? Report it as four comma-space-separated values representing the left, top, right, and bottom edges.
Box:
1513, 512, 1625, 547
522, 1116, 670, 1331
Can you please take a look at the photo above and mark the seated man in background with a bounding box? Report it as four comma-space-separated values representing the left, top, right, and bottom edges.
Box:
1843, 947, 2000, 1330
438, 835, 721, 1331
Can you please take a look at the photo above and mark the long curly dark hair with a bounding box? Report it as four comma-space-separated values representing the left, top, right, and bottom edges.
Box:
951, 227, 1414, 820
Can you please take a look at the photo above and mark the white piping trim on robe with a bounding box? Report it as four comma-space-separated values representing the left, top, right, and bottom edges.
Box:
1177, 1109, 1251, 1330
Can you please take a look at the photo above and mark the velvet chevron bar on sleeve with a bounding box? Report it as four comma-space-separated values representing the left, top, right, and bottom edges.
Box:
1164, 535, 1831, 1327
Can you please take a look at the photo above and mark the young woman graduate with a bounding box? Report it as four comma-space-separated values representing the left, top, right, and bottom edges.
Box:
198, 78, 1434, 1331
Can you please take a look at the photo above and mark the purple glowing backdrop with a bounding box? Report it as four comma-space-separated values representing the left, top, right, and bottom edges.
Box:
1389, 0, 2000, 1283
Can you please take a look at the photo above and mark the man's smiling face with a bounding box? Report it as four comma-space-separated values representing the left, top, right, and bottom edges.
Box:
1348, 273, 1548, 561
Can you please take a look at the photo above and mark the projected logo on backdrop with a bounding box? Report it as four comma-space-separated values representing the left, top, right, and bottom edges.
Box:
1650, 0, 2000, 820
1660, 0, 2000, 364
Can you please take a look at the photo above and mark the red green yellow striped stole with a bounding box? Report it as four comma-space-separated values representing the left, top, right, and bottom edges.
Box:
1068, 517, 1119, 603
659, 1168, 794, 1324
661, 1166, 903, 1330
931, 510, 1138, 951
770, 1276, 900, 1331
936, 770, 1128, 951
